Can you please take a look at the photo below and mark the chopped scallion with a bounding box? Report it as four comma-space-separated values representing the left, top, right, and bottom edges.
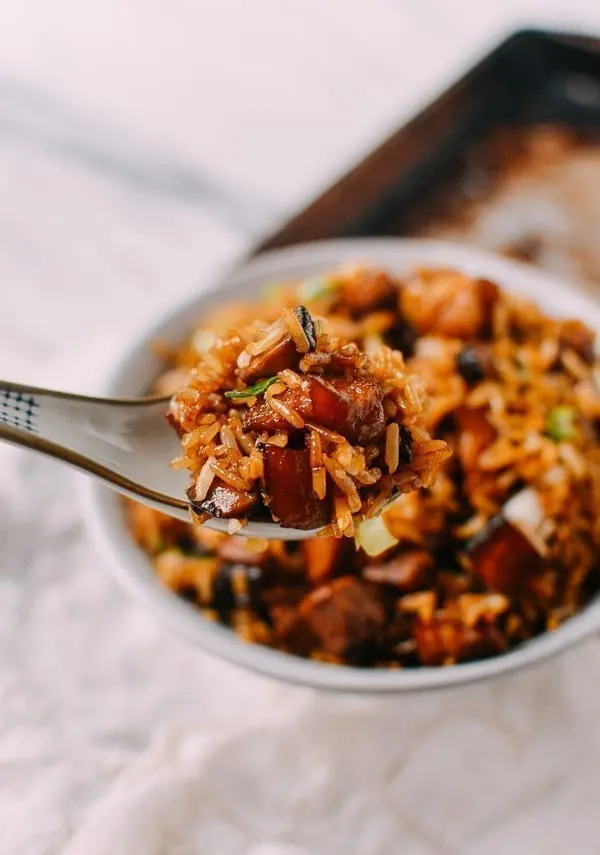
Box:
545, 406, 576, 442
297, 275, 337, 303
225, 376, 278, 399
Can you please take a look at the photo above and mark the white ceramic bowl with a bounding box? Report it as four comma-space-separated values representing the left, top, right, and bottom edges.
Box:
81, 238, 600, 693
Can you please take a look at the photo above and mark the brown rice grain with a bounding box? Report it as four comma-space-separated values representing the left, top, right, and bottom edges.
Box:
232, 423, 254, 455
247, 318, 286, 356
267, 395, 305, 429
170, 455, 195, 470
278, 369, 303, 387
220, 424, 242, 460
249, 449, 264, 479
265, 381, 287, 398
324, 457, 362, 513
334, 491, 354, 536
308, 431, 327, 498
355, 468, 381, 485
385, 422, 400, 474
383, 398, 398, 418
264, 432, 289, 447
558, 443, 586, 479
561, 348, 589, 380
307, 428, 324, 467
194, 456, 217, 501
305, 422, 345, 444
313, 467, 327, 500
209, 461, 252, 492
399, 592, 436, 622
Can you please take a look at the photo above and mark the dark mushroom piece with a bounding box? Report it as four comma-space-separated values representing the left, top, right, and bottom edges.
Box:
240, 338, 298, 386
384, 314, 418, 359
456, 344, 493, 385
188, 478, 258, 519
292, 306, 317, 350
211, 562, 263, 615
398, 425, 413, 464
238, 306, 317, 385
261, 444, 331, 530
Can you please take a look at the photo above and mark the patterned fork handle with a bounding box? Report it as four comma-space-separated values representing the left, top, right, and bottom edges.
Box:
0, 386, 40, 434
0, 380, 191, 521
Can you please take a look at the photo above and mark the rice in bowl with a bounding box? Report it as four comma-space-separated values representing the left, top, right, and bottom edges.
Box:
127, 264, 600, 668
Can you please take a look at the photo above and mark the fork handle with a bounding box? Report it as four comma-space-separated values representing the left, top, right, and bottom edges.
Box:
0, 378, 138, 481
0, 379, 187, 517
0, 379, 116, 452
0, 380, 44, 439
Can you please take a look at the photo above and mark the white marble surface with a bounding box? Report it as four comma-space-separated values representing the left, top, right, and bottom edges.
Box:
3, 2, 600, 853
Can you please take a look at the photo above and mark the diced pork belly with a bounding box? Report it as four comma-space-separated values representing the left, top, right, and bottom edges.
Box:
244, 375, 385, 444
261, 445, 331, 530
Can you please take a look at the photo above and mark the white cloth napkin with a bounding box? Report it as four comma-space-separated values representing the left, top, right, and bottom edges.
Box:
64, 640, 600, 855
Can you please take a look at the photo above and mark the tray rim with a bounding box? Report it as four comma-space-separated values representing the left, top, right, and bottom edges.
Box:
254, 27, 600, 255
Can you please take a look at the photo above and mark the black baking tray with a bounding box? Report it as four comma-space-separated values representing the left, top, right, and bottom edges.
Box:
256, 29, 600, 293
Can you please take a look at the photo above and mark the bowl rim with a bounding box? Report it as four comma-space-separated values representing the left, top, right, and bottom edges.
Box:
80, 237, 600, 693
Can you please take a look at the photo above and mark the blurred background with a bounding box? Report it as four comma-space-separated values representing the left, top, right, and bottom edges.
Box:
3, 0, 600, 382
4, 2, 600, 854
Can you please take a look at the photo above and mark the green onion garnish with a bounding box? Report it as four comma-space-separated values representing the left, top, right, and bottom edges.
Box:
545, 405, 576, 442
297, 275, 337, 303
225, 376, 278, 399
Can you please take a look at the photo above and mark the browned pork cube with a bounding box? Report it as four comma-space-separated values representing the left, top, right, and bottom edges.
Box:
298, 577, 386, 657
262, 445, 331, 530
244, 376, 385, 444
402, 271, 498, 340
189, 479, 257, 519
